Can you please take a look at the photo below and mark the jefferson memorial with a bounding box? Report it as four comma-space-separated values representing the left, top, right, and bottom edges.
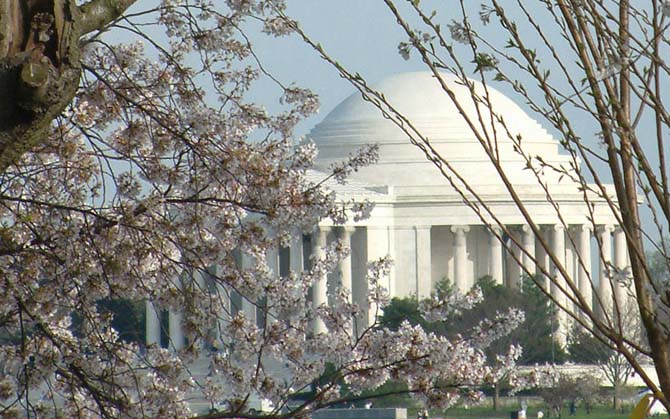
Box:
147, 72, 630, 347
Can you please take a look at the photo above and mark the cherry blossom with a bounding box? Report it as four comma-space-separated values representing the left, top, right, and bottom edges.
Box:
0, 1, 526, 417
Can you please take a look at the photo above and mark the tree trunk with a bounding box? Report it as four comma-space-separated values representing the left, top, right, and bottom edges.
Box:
0, 0, 83, 170
493, 383, 499, 411
0, 0, 139, 172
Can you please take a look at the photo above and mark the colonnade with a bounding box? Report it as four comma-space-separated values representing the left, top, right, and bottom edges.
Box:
416, 224, 628, 306
145, 225, 374, 349
145, 222, 632, 349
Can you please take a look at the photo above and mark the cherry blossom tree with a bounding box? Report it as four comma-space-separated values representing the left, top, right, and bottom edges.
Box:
568, 292, 645, 410
0, 1, 527, 417
282, 0, 670, 413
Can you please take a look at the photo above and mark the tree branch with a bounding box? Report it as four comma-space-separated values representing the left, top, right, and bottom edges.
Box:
78, 0, 137, 35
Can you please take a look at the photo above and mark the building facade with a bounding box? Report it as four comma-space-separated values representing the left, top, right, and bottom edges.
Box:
148, 72, 630, 348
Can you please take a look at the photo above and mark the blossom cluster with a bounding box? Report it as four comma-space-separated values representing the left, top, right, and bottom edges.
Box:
0, 1, 526, 417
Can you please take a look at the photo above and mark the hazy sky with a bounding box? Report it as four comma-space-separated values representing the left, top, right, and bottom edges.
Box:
252, 2, 587, 138
250, 1, 430, 137
110, 1, 665, 239
253, 2, 664, 238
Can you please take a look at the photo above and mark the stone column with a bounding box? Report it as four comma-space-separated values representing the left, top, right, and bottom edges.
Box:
290, 233, 304, 274
145, 301, 161, 347
613, 226, 629, 310
211, 266, 230, 348
597, 225, 613, 320
451, 225, 470, 292
488, 225, 504, 285
415, 225, 432, 298
267, 246, 279, 278
576, 224, 593, 318
564, 232, 576, 312
535, 227, 550, 292
193, 269, 209, 349
521, 224, 536, 277
507, 230, 523, 290
168, 308, 184, 351
550, 225, 567, 304
261, 245, 281, 327
312, 226, 330, 334
365, 226, 391, 328
240, 253, 257, 325
386, 226, 396, 298
339, 226, 355, 302
550, 224, 567, 346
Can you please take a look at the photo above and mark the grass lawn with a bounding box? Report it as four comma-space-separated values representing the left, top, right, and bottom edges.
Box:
431, 406, 643, 419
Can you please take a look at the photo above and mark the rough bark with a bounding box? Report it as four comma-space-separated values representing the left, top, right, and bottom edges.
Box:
0, 0, 79, 171
78, 0, 136, 35
0, 0, 136, 172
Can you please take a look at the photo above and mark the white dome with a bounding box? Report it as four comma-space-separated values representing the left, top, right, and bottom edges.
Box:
321, 72, 549, 140
309, 72, 569, 188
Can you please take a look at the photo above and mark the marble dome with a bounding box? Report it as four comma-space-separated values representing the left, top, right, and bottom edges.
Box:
147, 74, 625, 361
309, 71, 571, 188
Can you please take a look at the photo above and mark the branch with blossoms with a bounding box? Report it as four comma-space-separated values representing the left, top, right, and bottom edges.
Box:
0, 1, 555, 418
279, 0, 670, 412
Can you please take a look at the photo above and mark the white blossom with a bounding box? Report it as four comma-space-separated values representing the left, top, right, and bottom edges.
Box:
0, 1, 530, 417
448, 20, 470, 44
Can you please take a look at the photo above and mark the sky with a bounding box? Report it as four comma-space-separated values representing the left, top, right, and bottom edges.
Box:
250, 1, 600, 143
116, 0, 664, 239
248, 1, 432, 137
248, 1, 666, 241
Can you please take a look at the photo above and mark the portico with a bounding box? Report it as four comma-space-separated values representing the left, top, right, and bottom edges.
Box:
305, 71, 629, 344
148, 72, 631, 349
